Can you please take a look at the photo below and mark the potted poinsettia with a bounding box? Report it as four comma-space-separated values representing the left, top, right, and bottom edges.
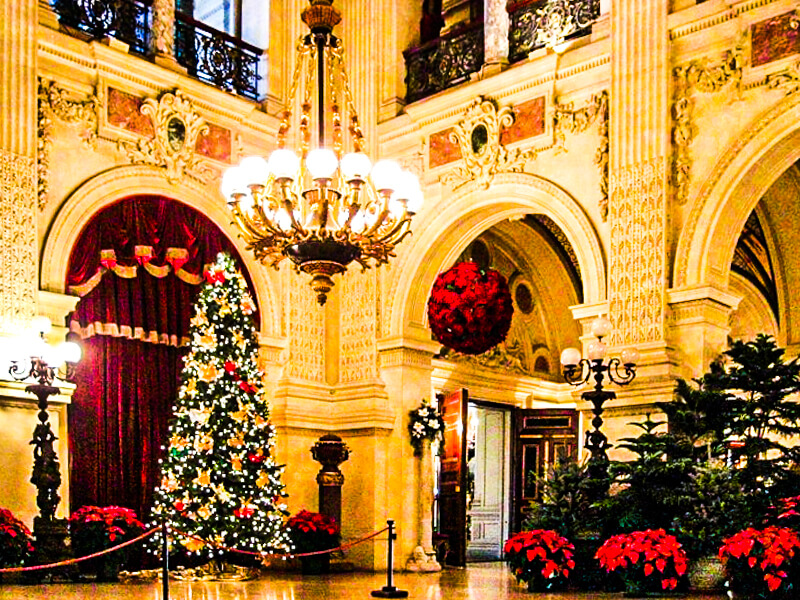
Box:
286, 510, 340, 574
0, 507, 34, 571
596, 529, 688, 595
718, 526, 799, 599
68, 505, 145, 581
503, 529, 575, 592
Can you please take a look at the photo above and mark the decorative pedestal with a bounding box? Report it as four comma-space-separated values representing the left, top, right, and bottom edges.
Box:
406, 438, 441, 572
32, 517, 74, 581
310, 434, 350, 526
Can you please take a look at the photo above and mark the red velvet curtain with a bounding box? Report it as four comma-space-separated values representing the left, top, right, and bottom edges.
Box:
67, 195, 254, 520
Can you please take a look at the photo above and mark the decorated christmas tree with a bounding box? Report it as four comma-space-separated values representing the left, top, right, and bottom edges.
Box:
151, 253, 290, 559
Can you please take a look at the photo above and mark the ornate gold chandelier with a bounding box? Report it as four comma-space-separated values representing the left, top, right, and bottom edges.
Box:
221, 0, 423, 305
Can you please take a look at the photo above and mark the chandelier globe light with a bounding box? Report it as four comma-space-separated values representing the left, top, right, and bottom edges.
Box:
221, 0, 423, 305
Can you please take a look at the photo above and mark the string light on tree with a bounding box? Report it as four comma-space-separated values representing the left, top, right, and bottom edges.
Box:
150, 253, 290, 559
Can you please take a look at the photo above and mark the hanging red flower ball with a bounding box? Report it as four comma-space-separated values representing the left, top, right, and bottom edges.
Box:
427, 261, 513, 355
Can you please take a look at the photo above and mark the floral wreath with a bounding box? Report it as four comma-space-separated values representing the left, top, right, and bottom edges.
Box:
408, 398, 444, 455
427, 261, 513, 355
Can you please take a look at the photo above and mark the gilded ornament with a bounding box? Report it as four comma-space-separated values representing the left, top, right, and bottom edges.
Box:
199, 363, 218, 382
441, 97, 535, 190
197, 504, 211, 519
194, 433, 214, 452
441, 338, 532, 376
671, 41, 745, 205
181, 537, 206, 552
187, 405, 211, 424
766, 61, 800, 95
170, 434, 189, 449
194, 470, 211, 486
227, 432, 246, 448
36, 79, 99, 210
232, 456, 243, 471
554, 91, 609, 220
256, 471, 270, 488
117, 90, 214, 184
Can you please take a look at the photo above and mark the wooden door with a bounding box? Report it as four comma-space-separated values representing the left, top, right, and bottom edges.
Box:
512, 409, 578, 530
437, 388, 468, 566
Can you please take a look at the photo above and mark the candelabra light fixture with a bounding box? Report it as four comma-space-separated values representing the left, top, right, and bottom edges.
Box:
8, 317, 82, 530
560, 316, 639, 479
222, 0, 424, 305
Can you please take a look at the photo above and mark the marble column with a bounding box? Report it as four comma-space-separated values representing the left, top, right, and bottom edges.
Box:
607, 0, 671, 387
151, 0, 185, 72
482, 0, 509, 74
406, 437, 441, 572
1, 0, 37, 336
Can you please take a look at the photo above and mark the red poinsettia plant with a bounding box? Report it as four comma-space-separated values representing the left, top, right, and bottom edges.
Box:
718, 525, 800, 598
503, 529, 575, 592
595, 529, 688, 593
286, 510, 340, 555
68, 505, 145, 555
0, 507, 34, 567
427, 261, 513, 355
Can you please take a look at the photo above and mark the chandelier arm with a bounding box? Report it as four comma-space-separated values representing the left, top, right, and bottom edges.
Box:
9, 359, 34, 382
563, 359, 592, 386
607, 357, 637, 386
228, 205, 264, 240
332, 39, 366, 153
374, 215, 411, 244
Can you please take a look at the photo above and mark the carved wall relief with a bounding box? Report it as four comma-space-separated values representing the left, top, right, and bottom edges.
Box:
609, 158, 666, 345
0, 149, 37, 333
554, 90, 609, 220
37, 79, 100, 210
440, 97, 537, 190
117, 90, 214, 185
671, 43, 745, 206
340, 269, 378, 384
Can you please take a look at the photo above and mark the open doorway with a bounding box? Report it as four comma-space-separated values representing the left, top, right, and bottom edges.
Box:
465, 402, 512, 561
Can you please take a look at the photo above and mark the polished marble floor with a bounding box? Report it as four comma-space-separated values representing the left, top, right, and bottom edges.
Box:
0, 563, 727, 600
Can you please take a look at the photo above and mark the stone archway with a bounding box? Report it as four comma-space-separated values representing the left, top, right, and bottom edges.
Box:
40, 165, 280, 337
674, 94, 800, 292
384, 171, 606, 342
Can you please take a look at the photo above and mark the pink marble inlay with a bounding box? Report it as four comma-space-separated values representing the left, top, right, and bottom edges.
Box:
107, 88, 154, 137
429, 128, 462, 168
501, 96, 545, 146
751, 11, 800, 67
196, 123, 232, 162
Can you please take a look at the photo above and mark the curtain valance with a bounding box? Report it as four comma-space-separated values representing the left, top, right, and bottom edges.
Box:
67, 196, 256, 344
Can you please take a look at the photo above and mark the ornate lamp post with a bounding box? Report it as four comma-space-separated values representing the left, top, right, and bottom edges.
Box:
8, 316, 81, 567
560, 316, 639, 484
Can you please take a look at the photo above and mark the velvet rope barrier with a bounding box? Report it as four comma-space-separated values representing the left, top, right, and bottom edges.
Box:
0, 524, 392, 573
0, 528, 160, 573
168, 525, 391, 559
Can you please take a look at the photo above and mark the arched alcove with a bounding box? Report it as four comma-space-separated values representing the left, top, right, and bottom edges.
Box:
40, 165, 280, 337
384, 172, 606, 342
674, 94, 800, 292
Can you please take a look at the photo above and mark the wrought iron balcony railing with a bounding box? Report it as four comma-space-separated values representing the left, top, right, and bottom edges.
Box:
175, 13, 262, 101
403, 21, 484, 104
508, 0, 600, 64
53, 0, 152, 55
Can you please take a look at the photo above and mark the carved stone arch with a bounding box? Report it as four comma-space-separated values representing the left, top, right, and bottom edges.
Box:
674, 93, 800, 291
40, 165, 281, 337
385, 171, 605, 340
